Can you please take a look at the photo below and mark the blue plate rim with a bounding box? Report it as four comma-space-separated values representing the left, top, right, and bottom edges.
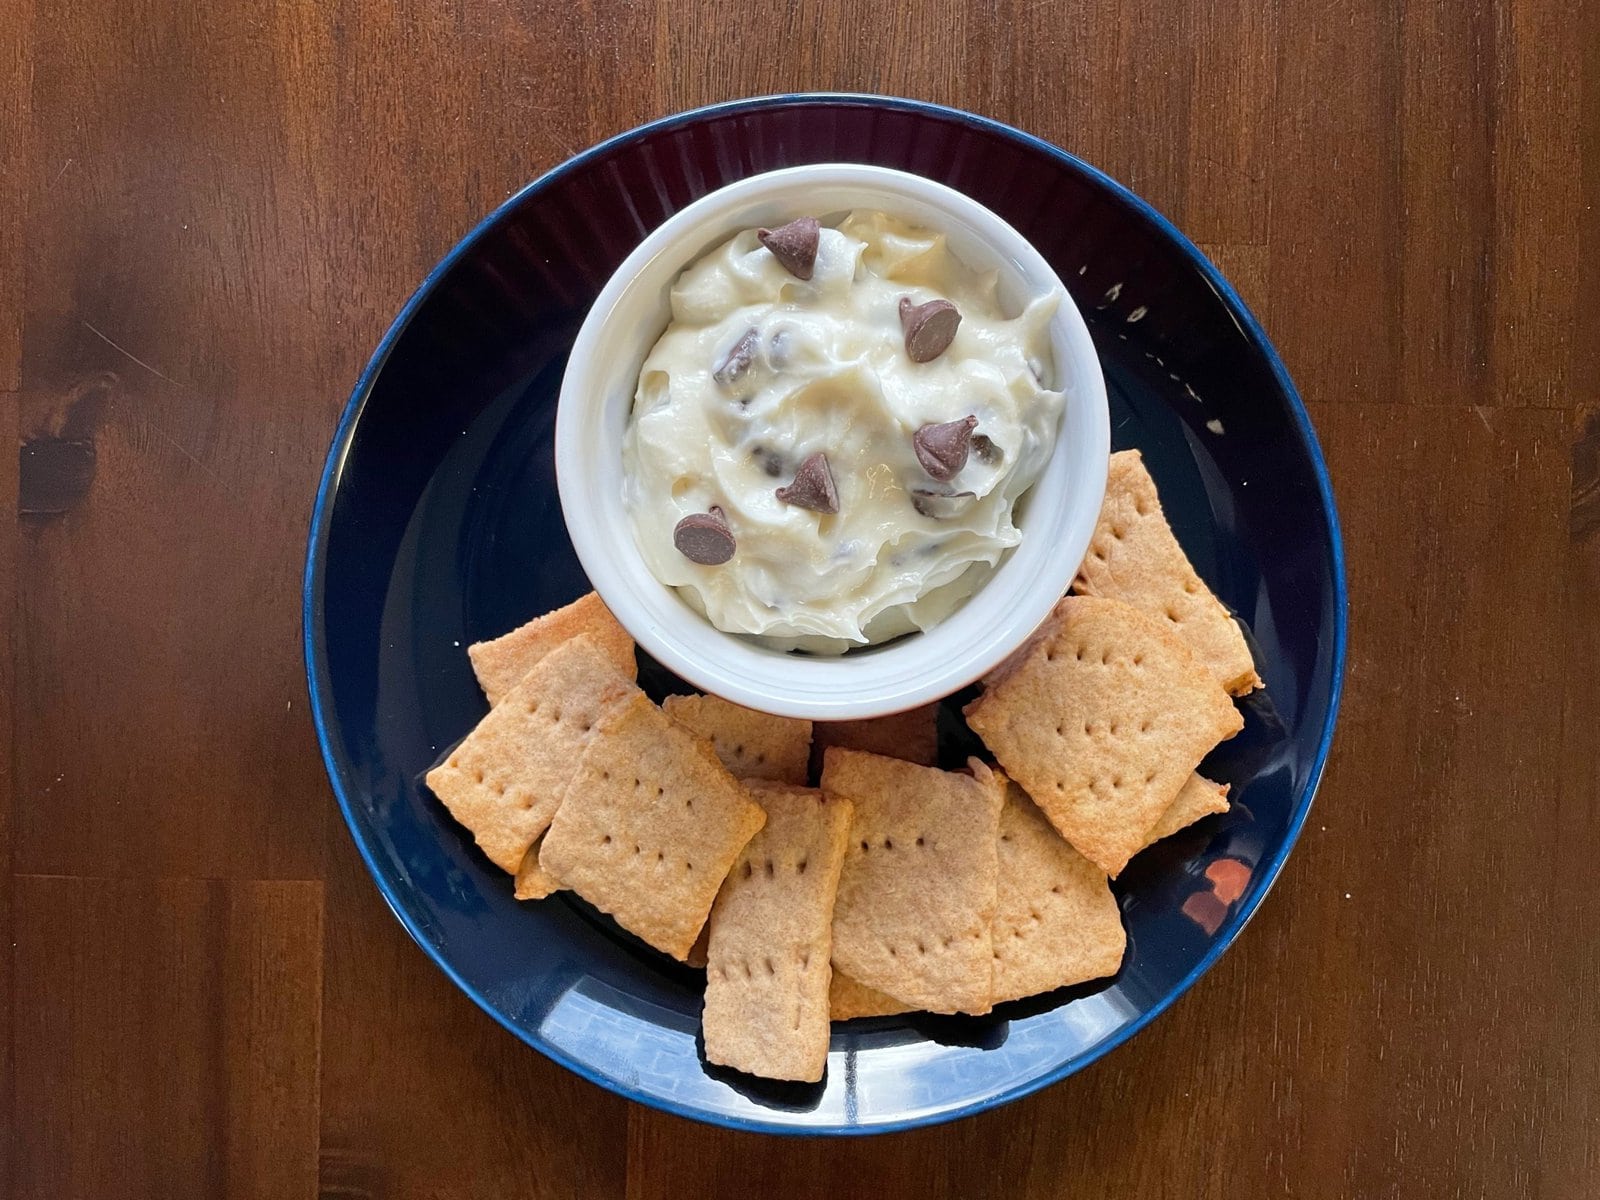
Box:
302, 92, 1349, 1136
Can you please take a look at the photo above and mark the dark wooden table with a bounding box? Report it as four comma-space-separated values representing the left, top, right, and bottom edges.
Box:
6, 2, 1597, 1196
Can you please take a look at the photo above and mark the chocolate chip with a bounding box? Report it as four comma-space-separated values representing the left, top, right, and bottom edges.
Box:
971, 433, 1002, 465
911, 489, 976, 519
757, 217, 819, 280
712, 327, 759, 386
898, 296, 962, 362
673, 506, 736, 565
751, 445, 784, 477
914, 415, 978, 481
775, 452, 839, 515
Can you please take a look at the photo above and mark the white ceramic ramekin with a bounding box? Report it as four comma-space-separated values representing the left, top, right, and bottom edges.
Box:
555, 164, 1109, 720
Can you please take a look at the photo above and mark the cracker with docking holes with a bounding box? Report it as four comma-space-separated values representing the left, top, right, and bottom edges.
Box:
662, 693, 812, 785
469, 592, 637, 705
1072, 450, 1261, 695
702, 781, 853, 1082
425, 635, 638, 875
539, 694, 766, 960
964, 596, 1243, 877
991, 779, 1125, 1004
822, 749, 1004, 1015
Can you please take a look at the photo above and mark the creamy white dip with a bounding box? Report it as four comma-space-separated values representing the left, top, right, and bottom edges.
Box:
621, 209, 1066, 654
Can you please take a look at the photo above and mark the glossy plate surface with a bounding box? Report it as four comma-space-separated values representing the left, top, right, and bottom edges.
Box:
304, 94, 1346, 1134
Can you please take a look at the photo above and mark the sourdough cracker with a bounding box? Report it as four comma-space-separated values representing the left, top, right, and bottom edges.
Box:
468, 592, 636, 705
425, 635, 637, 873
1073, 450, 1260, 694
538, 694, 766, 960
662, 693, 812, 785
829, 971, 914, 1020
822, 749, 1004, 1015
964, 595, 1243, 877
1143, 774, 1230, 847
702, 782, 853, 1082
684, 925, 711, 969
991, 781, 1125, 1004
513, 837, 561, 900
811, 703, 940, 772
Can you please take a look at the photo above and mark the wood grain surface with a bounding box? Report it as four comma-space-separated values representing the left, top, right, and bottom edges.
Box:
6, 1, 1598, 1195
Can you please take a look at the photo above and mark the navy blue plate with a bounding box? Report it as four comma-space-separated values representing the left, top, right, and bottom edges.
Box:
304, 95, 1346, 1134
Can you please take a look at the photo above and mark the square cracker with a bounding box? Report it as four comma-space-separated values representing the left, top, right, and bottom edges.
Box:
1143, 774, 1230, 848
829, 971, 913, 1021
539, 694, 766, 960
702, 781, 853, 1082
425, 635, 638, 873
468, 592, 636, 705
1073, 450, 1261, 695
662, 693, 812, 785
964, 595, 1243, 877
811, 702, 940, 775
822, 748, 1004, 1015
991, 780, 1125, 1005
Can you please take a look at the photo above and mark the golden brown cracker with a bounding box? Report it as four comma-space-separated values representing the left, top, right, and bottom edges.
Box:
829, 971, 914, 1021
538, 694, 766, 960
981, 606, 1069, 691
702, 781, 853, 1082
513, 838, 561, 900
991, 781, 1125, 1004
468, 592, 636, 705
811, 703, 940, 776
425, 635, 638, 873
822, 748, 1004, 1015
1073, 450, 1260, 694
964, 595, 1243, 877
1143, 774, 1230, 847
661, 693, 812, 785
684, 926, 711, 970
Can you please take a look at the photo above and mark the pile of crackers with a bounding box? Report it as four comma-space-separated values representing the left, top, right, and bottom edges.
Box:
426, 450, 1260, 1083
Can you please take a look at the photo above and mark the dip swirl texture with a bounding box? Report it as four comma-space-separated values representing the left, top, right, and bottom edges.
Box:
621, 210, 1067, 654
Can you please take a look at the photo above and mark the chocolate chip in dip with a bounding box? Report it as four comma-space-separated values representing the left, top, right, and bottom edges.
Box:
756, 216, 820, 281
712, 327, 759, 386
775, 452, 839, 515
899, 297, 962, 362
673, 507, 737, 565
913, 415, 978, 482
